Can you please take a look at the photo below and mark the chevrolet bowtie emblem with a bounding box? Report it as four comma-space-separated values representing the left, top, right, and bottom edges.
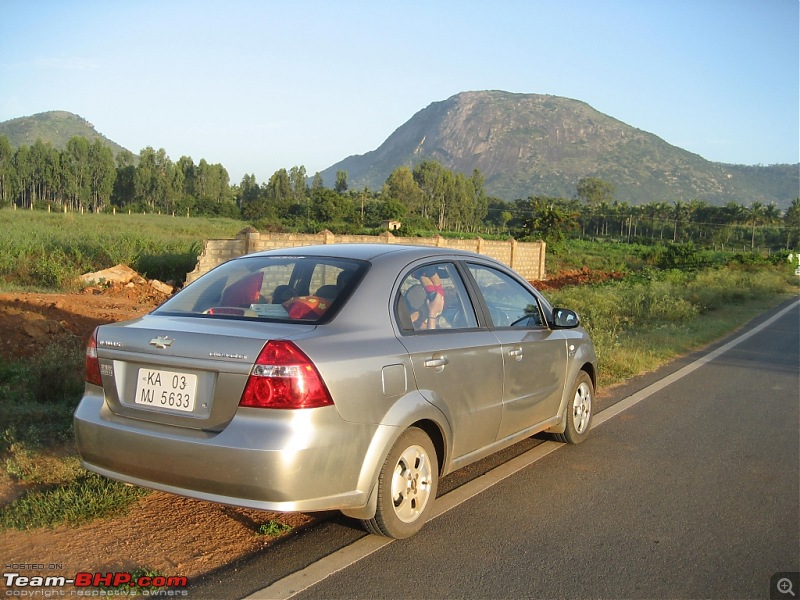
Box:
150, 336, 174, 349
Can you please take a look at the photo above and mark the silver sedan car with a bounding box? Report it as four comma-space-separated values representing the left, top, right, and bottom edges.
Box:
74, 244, 596, 538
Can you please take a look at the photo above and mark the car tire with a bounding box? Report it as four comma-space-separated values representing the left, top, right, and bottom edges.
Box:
553, 371, 593, 444
362, 427, 438, 539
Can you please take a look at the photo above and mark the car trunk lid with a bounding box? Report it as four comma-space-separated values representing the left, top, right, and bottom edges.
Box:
92, 314, 314, 431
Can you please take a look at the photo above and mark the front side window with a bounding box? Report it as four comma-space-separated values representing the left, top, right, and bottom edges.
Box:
396, 262, 478, 332
467, 263, 545, 328
155, 256, 365, 323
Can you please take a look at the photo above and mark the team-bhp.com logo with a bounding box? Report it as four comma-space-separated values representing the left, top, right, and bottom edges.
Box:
4, 571, 188, 594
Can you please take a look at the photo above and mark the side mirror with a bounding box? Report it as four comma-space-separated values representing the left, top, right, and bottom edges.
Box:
552, 308, 580, 328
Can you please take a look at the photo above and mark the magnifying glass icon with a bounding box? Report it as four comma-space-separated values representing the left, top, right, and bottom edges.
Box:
778, 578, 796, 597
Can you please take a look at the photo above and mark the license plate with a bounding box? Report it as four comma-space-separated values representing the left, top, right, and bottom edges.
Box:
134, 368, 197, 413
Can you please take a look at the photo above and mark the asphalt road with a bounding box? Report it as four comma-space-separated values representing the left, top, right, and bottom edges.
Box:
191, 298, 799, 600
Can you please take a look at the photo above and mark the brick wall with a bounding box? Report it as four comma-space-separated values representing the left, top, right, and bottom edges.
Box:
185, 229, 546, 284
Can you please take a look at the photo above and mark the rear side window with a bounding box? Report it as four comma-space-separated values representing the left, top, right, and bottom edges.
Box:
395, 262, 478, 332
155, 256, 365, 323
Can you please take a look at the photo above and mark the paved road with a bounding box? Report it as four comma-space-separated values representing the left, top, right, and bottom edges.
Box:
192, 299, 800, 599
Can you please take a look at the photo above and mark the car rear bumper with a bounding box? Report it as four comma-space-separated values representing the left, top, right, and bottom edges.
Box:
74, 392, 382, 513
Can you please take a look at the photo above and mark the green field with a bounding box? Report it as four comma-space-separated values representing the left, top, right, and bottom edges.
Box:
0, 209, 246, 290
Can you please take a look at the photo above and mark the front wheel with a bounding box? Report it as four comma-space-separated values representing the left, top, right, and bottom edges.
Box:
361, 427, 438, 539
553, 371, 593, 444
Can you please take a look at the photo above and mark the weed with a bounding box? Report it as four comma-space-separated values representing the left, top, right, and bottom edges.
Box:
0, 472, 148, 530
0, 338, 84, 454
5, 442, 82, 485
257, 520, 293, 537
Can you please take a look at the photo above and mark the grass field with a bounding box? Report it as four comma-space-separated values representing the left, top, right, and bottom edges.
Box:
0, 209, 246, 290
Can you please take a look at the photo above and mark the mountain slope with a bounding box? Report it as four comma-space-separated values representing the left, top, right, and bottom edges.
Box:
321, 91, 798, 208
0, 111, 132, 157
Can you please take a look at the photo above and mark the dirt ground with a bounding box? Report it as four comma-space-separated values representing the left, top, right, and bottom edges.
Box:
0, 268, 614, 590
0, 281, 317, 590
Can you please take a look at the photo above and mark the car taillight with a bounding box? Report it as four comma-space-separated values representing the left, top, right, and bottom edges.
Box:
239, 340, 334, 409
85, 328, 103, 386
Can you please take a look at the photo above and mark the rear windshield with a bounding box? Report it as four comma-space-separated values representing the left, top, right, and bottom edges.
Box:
155, 255, 366, 323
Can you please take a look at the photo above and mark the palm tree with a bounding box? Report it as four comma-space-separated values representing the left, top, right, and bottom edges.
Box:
686, 199, 706, 242
746, 201, 766, 249
654, 201, 671, 240
784, 198, 800, 249
721, 202, 746, 246
671, 201, 689, 242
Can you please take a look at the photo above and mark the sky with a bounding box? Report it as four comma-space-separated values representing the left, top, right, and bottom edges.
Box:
0, 0, 797, 185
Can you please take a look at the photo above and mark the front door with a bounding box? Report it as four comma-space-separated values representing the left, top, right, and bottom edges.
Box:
466, 263, 567, 440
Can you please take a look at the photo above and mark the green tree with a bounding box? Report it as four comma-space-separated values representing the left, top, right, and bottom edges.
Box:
576, 177, 615, 207
264, 168, 293, 218
745, 201, 766, 249
289, 166, 308, 202
176, 156, 196, 198
0, 136, 13, 205
576, 178, 614, 237
237, 173, 260, 208
384, 166, 422, 214
784, 198, 800, 249
334, 170, 348, 194
134, 147, 171, 211
467, 169, 488, 232
310, 187, 355, 224
64, 137, 91, 210
14, 145, 33, 208
193, 159, 229, 205
116, 149, 135, 169
413, 160, 455, 230
29, 139, 59, 206
87, 140, 116, 212
671, 200, 690, 242
525, 196, 577, 243
165, 161, 185, 213
381, 198, 407, 221
111, 150, 136, 208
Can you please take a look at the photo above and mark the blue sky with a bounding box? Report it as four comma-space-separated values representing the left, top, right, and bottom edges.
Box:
1, 0, 797, 184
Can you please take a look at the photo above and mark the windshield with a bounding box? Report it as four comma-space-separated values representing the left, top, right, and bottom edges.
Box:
155, 255, 366, 323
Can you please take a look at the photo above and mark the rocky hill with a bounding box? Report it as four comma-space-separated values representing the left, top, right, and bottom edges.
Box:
3, 98, 796, 208
0, 111, 132, 157
320, 91, 798, 208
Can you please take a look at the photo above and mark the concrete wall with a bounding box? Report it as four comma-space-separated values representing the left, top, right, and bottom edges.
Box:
186, 229, 546, 284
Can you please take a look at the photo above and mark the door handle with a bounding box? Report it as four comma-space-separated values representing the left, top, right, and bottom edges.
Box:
508, 347, 524, 361
424, 355, 449, 370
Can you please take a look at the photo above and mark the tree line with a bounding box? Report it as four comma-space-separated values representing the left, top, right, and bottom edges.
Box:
503, 177, 800, 251
1, 136, 797, 251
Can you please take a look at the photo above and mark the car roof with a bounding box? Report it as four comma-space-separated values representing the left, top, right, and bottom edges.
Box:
249, 243, 482, 262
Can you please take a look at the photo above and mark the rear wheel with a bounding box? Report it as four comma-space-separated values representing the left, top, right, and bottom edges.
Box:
553, 371, 593, 444
362, 427, 438, 539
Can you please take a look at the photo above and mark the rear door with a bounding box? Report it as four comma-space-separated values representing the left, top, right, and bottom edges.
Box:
394, 261, 504, 460
465, 262, 567, 439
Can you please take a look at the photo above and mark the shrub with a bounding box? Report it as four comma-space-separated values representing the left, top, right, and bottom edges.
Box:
546, 263, 792, 385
